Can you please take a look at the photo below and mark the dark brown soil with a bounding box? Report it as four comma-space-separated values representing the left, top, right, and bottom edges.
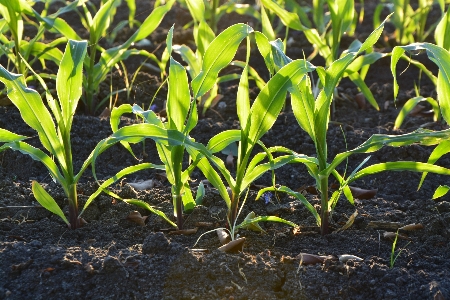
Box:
1, 1, 449, 300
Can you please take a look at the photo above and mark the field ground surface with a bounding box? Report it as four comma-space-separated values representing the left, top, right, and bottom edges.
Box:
1, 0, 449, 299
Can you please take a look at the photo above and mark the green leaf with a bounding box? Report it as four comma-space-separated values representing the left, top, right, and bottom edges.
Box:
242, 155, 295, 190
124, 199, 177, 228
350, 162, 450, 183
260, 5, 276, 41
80, 163, 164, 215
435, 8, 450, 50
0, 141, 65, 185
32, 181, 69, 225
236, 214, 298, 230
291, 76, 315, 140
192, 23, 254, 99
418, 140, 450, 189
394, 96, 437, 129
57, 40, 87, 129
391, 43, 450, 124
254, 31, 275, 76
260, 0, 303, 30
207, 130, 241, 153
195, 181, 205, 205
167, 56, 190, 131
326, 129, 450, 176
173, 44, 201, 78
247, 59, 315, 144
257, 186, 321, 226
433, 185, 450, 199
236, 38, 251, 131
91, 0, 115, 43
0, 128, 27, 142
0, 65, 65, 172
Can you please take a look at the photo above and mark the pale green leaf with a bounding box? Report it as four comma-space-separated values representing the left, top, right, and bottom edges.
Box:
32, 181, 69, 225
192, 23, 254, 99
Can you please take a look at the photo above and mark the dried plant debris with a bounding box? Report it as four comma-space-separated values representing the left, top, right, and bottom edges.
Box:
399, 223, 424, 231
338, 254, 363, 263
383, 231, 412, 241
217, 237, 246, 253
126, 211, 148, 226
127, 180, 154, 191
349, 186, 378, 199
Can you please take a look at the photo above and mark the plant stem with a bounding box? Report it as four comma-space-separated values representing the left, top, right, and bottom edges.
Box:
85, 42, 97, 115
319, 175, 329, 235
67, 183, 79, 229
210, 0, 219, 33
228, 191, 238, 231
174, 193, 183, 229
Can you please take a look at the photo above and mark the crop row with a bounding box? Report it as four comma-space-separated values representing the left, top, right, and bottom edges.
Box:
1, 0, 450, 246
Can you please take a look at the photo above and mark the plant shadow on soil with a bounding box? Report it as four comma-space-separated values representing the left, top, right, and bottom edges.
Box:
1, 1, 450, 299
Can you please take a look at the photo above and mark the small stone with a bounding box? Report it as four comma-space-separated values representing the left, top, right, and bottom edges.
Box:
29, 240, 42, 248
436, 201, 450, 213
102, 256, 121, 273
142, 232, 171, 254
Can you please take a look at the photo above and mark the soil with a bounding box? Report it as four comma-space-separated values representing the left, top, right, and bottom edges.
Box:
1, 1, 450, 300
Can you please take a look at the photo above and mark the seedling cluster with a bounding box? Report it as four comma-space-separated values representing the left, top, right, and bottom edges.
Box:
1, 0, 450, 248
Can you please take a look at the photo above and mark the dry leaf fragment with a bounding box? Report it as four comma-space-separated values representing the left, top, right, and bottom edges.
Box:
336, 210, 358, 232
399, 223, 424, 231
84, 263, 95, 274
217, 228, 231, 245
296, 253, 328, 265
349, 186, 378, 199
354, 93, 368, 109
367, 221, 402, 230
383, 231, 412, 241
409, 104, 426, 116
338, 254, 363, 263
169, 227, 199, 235
218, 237, 246, 253
126, 211, 148, 226
128, 180, 154, 191
226, 152, 234, 170
11, 259, 33, 272
98, 107, 111, 120
194, 222, 216, 228
434, 290, 445, 300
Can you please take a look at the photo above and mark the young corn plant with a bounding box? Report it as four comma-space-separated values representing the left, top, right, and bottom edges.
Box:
374, 0, 444, 45
183, 24, 317, 236
0, 0, 65, 83
260, 0, 382, 112
31, 0, 174, 114
256, 19, 450, 235
181, 0, 260, 34
0, 40, 178, 229
393, 7, 450, 129
391, 43, 450, 198
172, 0, 265, 115
90, 24, 303, 236
109, 26, 202, 229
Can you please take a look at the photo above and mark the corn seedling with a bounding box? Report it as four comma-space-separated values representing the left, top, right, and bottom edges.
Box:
0, 0, 65, 83
109, 26, 202, 229
31, 0, 174, 114
0, 40, 177, 230
184, 24, 312, 236
390, 230, 411, 268
260, 0, 382, 113
257, 18, 450, 235
391, 43, 450, 199
181, 0, 260, 34
172, 0, 265, 115
374, 0, 444, 45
